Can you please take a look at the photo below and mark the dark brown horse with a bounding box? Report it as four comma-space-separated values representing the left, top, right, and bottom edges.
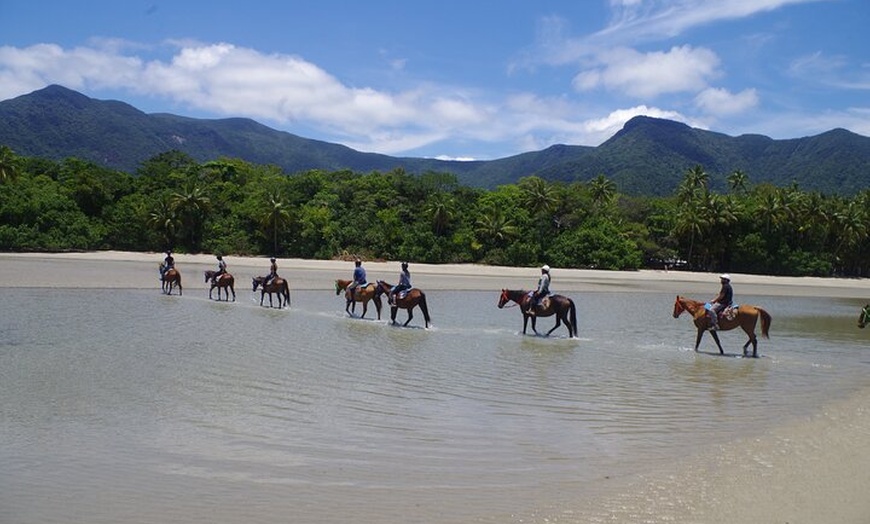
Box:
204, 270, 235, 301
160, 267, 182, 295
374, 280, 431, 328
252, 276, 290, 308
497, 289, 578, 337
335, 279, 381, 320
673, 295, 772, 357
859, 304, 869, 329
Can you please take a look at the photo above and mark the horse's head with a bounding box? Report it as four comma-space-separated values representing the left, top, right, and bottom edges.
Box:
334, 279, 343, 295
204, 270, 211, 283
497, 289, 510, 309
252, 276, 262, 291
860, 304, 870, 329
673, 295, 686, 318
373, 280, 387, 296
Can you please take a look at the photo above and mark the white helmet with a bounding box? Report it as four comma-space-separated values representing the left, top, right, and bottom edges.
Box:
720, 274, 731, 281
542, 265, 550, 272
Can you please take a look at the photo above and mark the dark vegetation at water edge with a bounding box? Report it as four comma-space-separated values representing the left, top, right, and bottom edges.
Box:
0, 146, 868, 277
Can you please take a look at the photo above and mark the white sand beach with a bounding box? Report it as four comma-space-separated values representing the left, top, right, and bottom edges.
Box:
2, 250, 869, 523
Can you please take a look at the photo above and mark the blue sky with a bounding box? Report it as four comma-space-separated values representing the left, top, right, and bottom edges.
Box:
1, 1, 868, 160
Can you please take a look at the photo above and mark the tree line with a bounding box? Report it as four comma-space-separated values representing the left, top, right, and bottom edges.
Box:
0, 145, 868, 277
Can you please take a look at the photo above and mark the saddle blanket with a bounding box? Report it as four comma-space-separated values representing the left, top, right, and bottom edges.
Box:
705, 302, 739, 321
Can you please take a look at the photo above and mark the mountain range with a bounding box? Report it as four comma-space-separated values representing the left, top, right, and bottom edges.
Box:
1, 84, 868, 196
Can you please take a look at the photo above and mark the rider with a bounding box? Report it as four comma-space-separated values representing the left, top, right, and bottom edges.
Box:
389, 261, 411, 305
264, 257, 279, 287
709, 274, 734, 331
348, 258, 367, 297
211, 254, 227, 285
160, 250, 175, 280
527, 265, 551, 317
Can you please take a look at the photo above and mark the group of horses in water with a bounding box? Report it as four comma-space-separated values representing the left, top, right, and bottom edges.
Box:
160, 265, 869, 357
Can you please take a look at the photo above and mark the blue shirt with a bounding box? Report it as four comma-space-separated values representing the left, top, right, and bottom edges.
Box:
353, 266, 366, 284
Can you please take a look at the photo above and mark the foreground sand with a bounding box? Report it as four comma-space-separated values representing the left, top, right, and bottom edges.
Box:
2, 250, 869, 523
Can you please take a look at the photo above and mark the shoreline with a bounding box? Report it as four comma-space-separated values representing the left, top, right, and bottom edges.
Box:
3, 250, 869, 522
2, 250, 870, 298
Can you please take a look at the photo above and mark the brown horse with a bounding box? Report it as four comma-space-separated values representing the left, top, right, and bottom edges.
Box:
373, 280, 431, 328
204, 270, 235, 301
859, 304, 870, 329
252, 276, 290, 308
335, 279, 381, 320
497, 289, 578, 337
160, 267, 182, 295
673, 295, 772, 357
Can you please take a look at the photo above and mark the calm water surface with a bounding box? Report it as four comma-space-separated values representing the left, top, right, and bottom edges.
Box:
1, 288, 868, 523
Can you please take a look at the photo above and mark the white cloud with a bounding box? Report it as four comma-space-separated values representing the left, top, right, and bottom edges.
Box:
573, 45, 720, 98
695, 87, 759, 115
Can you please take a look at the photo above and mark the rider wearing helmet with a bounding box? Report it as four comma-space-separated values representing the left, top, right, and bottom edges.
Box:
528, 265, 551, 317
211, 254, 227, 284
709, 274, 734, 330
389, 262, 412, 306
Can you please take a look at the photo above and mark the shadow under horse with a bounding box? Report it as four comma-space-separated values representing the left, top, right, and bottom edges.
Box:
160, 267, 182, 296
497, 289, 578, 337
204, 270, 236, 301
374, 280, 431, 328
673, 295, 772, 357
252, 276, 291, 308
335, 279, 381, 320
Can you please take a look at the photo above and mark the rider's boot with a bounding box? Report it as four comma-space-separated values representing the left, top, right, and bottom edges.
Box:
709, 312, 718, 331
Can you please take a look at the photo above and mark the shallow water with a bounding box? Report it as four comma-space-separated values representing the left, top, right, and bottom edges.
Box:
1, 288, 868, 523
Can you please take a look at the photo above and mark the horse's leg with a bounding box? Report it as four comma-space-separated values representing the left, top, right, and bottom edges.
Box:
403, 307, 414, 327
694, 329, 704, 352
530, 316, 539, 335
345, 299, 353, 316
546, 314, 562, 337
361, 300, 368, 319
710, 331, 725, 355
743, 325, 758, 358
231, 286, 236, 302
522, 314, 529, 334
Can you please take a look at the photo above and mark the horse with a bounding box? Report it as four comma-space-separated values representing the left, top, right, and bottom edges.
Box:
335, 279, 381, 320
204, 270, 235, 301
160, 267, 182, 295
673, 295, 772, 358
497, 289, 578, 338
252, 276, 291, 308
373, 280, 431, 328
859, 304, 870, 329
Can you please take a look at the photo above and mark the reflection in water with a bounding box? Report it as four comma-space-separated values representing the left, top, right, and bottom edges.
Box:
0, 288, 867, 524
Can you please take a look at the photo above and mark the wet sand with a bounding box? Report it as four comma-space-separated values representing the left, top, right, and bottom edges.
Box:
2, 250, 869, 523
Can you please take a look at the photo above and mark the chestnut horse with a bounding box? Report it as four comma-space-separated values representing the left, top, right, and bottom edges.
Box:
859, 304, 870, 329
373, 280, 431, 328
673, 295, 771, 357
497, 289, 578, 337
335, 279, 381, 320
252, 276, 290, 308
160, 267, 182, 295
204, 270, 235, 301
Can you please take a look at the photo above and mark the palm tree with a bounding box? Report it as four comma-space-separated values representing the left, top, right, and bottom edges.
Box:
0, 145, 22, 184
726, 169, 749, 194
677, 165, 709, 203
424, 192, 456, 236
260, 192, 292, 255
474, 209, 518, 247
147, 199, 180, 249
589, 174, 617, 209
519, 176, 556, 216
171, 183, 211, 250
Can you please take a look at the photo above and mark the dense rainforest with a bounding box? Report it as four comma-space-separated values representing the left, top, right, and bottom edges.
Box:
0, 145, 868, 277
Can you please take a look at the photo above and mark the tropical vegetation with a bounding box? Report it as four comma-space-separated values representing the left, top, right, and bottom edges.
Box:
1, 148, 868, 277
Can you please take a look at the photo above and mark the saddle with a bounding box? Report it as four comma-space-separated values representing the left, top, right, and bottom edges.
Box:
706, 303, 739, 321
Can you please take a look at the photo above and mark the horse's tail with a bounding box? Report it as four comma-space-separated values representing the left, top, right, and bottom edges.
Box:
283, 280, 291, 307
569, 299, 578, 337
419, 292, 431, 328
757, 307, 771, 338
